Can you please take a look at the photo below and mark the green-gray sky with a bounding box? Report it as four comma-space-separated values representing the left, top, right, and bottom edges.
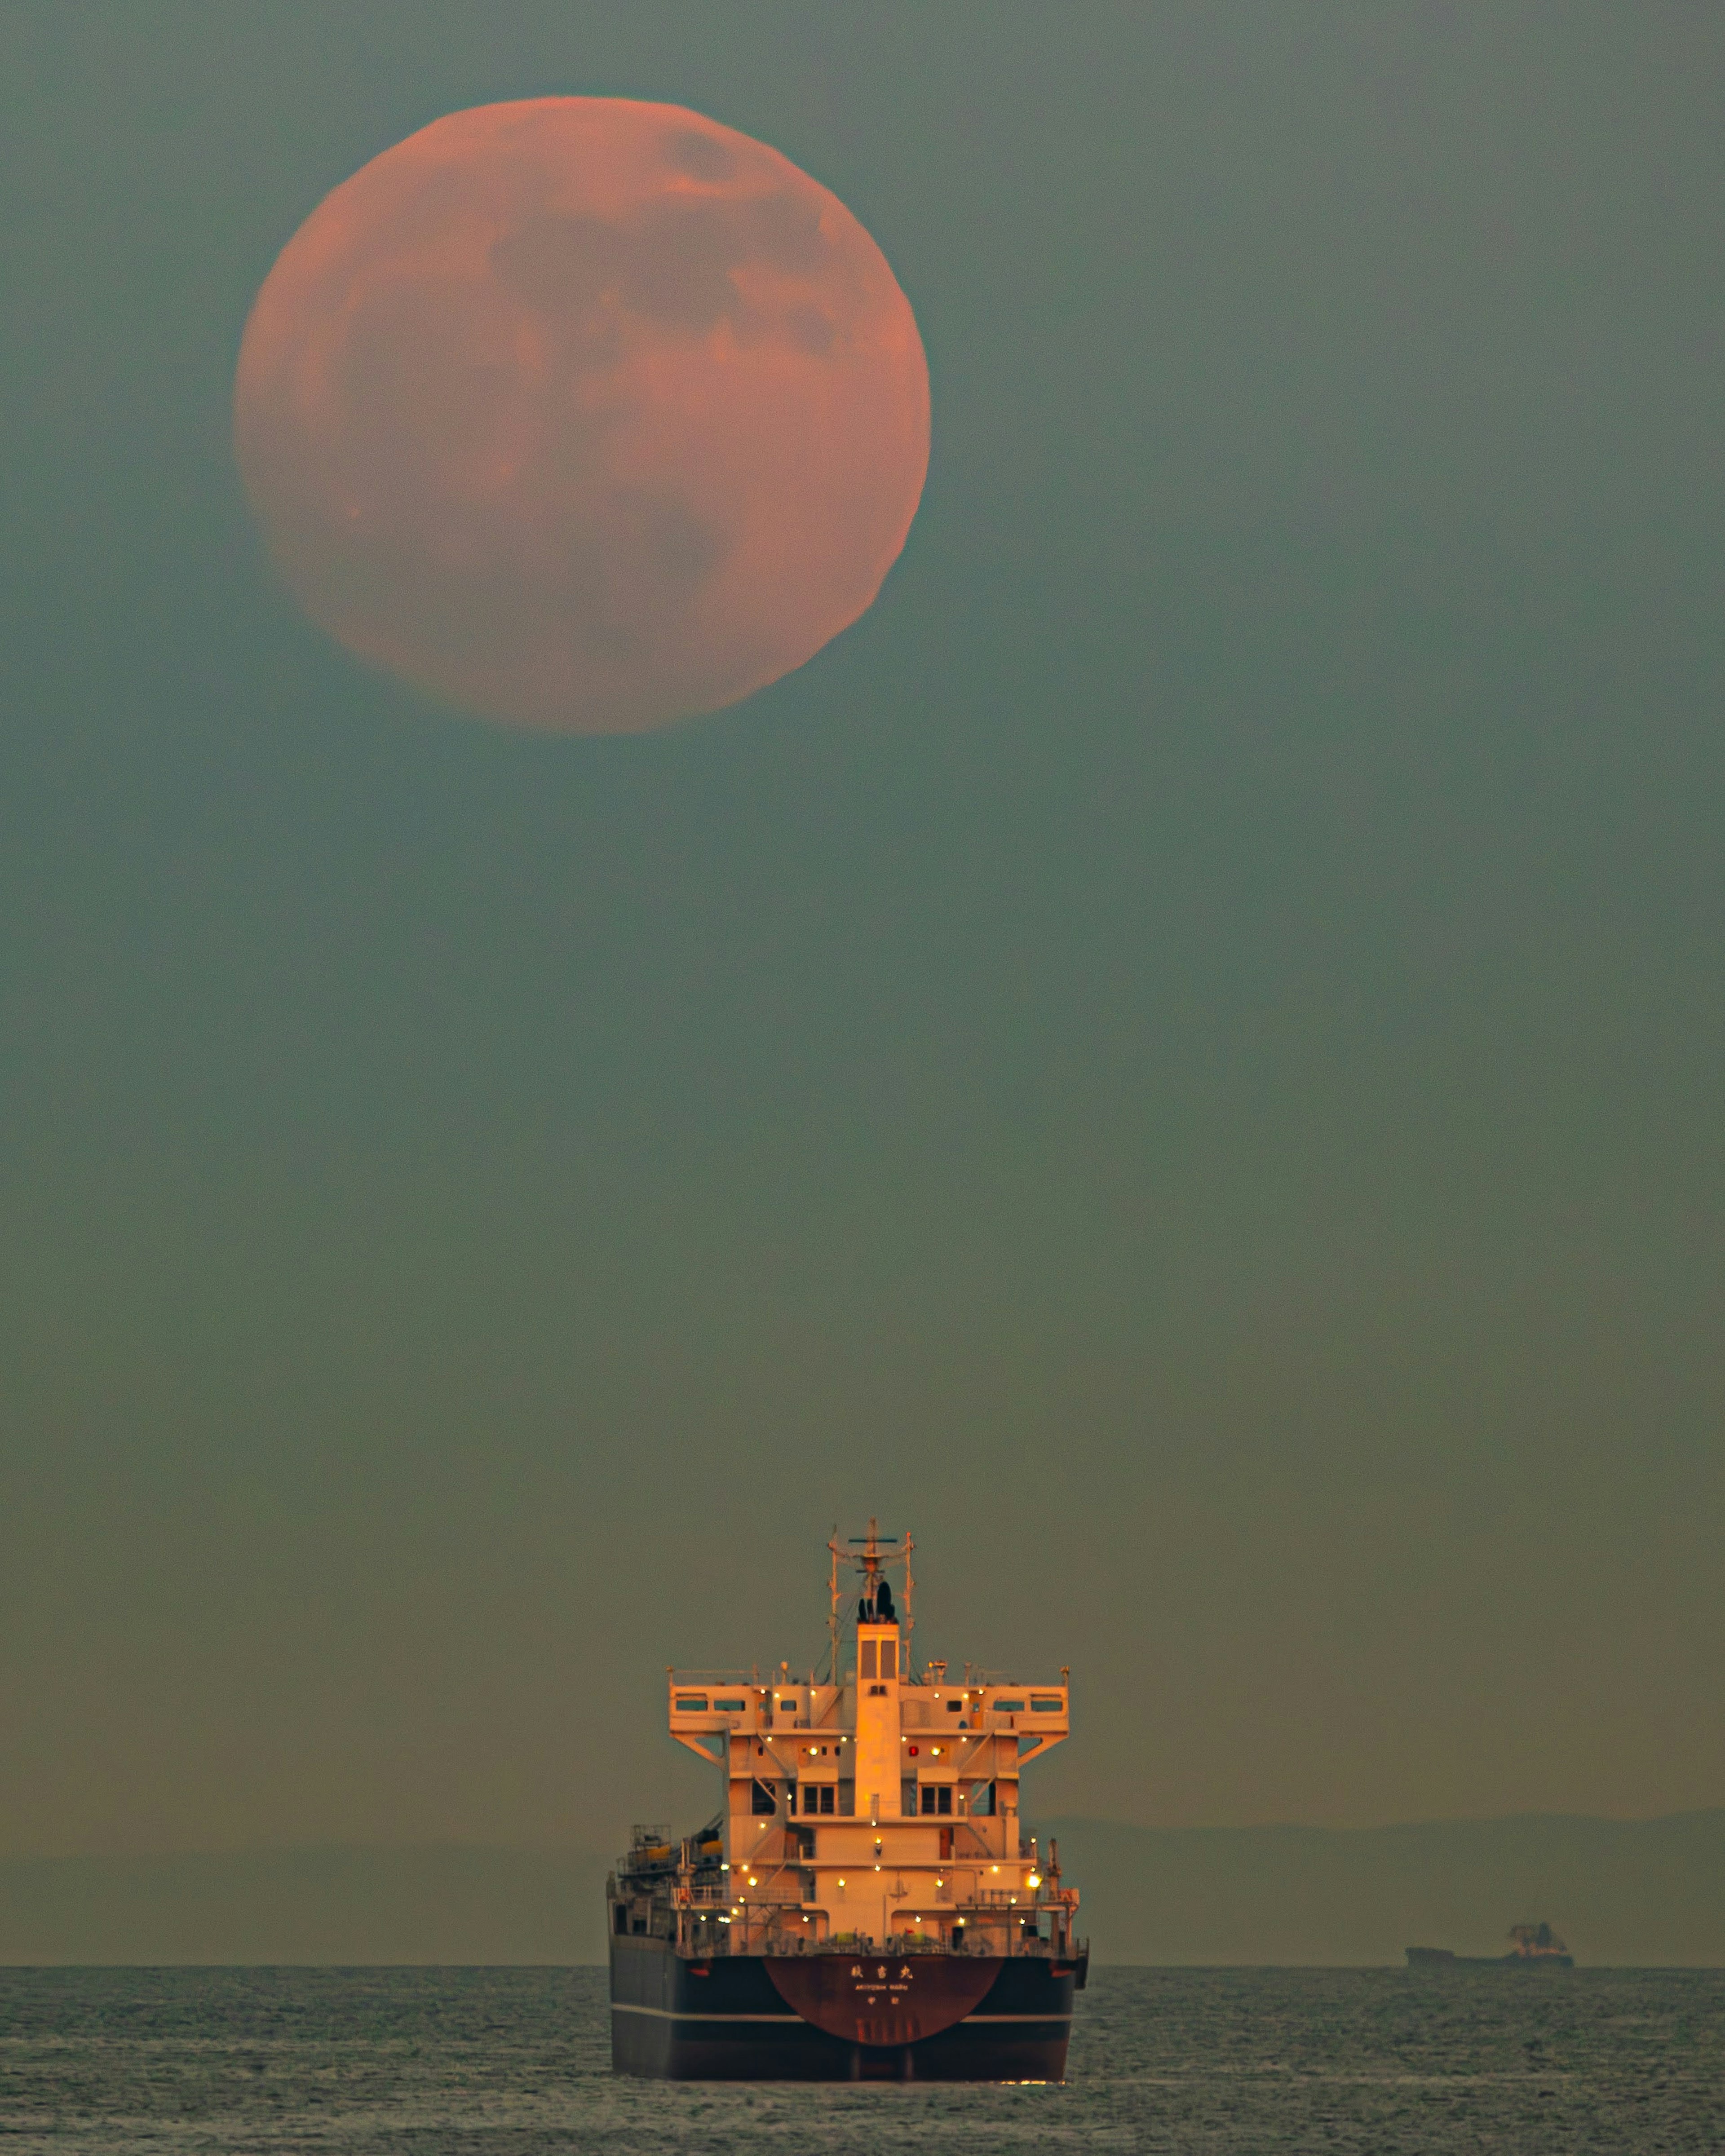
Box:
1, 3, 1721, 1867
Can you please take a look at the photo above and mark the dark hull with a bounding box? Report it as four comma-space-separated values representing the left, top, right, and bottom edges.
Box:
610, 1936, 1078, 2080
1406, 1947, 1575, 1970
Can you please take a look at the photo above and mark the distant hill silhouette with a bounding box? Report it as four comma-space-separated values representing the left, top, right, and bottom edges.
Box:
1, 1813, 1719, 1964
0, 1846, 611, 1966
1038, 1810, 1725, 1966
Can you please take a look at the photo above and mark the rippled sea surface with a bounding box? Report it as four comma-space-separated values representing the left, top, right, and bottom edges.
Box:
2, 1966, 1721, 2153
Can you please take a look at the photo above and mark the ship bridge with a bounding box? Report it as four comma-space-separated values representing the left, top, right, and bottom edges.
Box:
624, 1521, 1079, 1964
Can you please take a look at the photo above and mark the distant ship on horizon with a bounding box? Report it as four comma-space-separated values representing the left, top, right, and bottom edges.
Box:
1406, 1922, 1575, 1970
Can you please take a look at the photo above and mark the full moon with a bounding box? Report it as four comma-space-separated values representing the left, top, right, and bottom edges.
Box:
234, 99, 930, 733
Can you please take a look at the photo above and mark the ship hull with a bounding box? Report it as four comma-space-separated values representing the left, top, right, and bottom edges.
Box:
1406, 1947, 1575, 1970
609, 1936, 1079, 2080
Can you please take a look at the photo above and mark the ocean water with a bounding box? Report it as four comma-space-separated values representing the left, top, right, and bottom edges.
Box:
1, 1965, 1721, 2153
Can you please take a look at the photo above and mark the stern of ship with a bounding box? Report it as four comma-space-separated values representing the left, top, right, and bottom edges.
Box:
608, 1523, 1088, 2080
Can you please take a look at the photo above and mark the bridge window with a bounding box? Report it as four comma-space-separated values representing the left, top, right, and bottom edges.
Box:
712, 1697, 746, 1712
673, 1695, 708, 1712
1030, 1697, 1062, 1713
994, 1698, 1025, 1713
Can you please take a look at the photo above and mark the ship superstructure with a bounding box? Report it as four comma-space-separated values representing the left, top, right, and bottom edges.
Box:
608, 1523, 1086, 2080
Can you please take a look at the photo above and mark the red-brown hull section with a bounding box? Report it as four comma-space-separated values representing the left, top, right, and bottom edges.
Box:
765, 1952, 1000, 2045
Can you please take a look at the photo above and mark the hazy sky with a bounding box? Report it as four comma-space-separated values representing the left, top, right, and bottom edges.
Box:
1, 3, 1721, 1867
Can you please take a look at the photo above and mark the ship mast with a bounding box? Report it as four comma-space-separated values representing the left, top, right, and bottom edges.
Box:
827, 1524, 840, 1683
825, 1517, 918, 1676
903, 1529, 914, 1671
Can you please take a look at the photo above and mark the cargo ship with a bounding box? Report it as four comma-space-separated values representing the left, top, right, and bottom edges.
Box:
608, 1522, 1087, 2080
1406, 1922, 1575, 1970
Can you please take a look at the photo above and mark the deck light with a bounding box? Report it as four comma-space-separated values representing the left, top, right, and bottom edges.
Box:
1028, 1873, 1041, 1888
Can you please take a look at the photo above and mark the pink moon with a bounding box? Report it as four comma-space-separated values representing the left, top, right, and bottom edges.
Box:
233, 99, 931, 734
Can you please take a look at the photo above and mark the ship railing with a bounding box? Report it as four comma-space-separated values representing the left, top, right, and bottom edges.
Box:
768, 1931, 959, 1957
945, 1925, 1072, 1959
675, 1925, 1090, 1962
670, 1666, 1070, 1689
682, 1930, 1084, 1960
684, 1885, 808, 1910
930, 1879, 1064, 1909
681, 1888, 802, 1906
934, 1669, 1069, 1688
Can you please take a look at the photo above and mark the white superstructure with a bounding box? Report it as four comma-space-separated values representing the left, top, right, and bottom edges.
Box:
659, 1522, 1078, 1957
